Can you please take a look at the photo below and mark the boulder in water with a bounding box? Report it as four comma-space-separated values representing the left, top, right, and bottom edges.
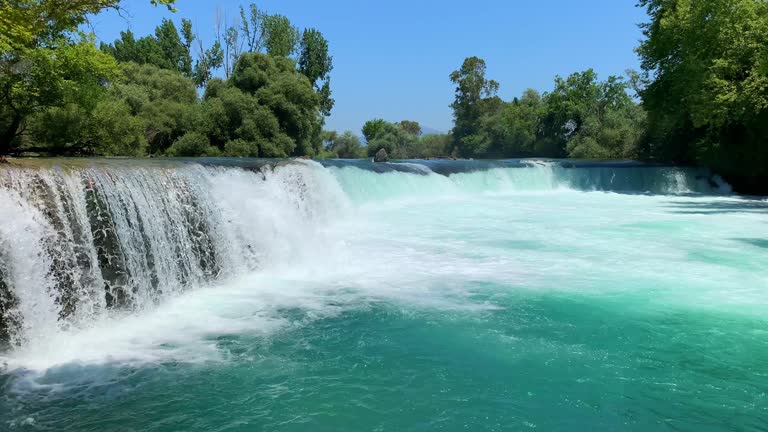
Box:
374, 148, 389, 163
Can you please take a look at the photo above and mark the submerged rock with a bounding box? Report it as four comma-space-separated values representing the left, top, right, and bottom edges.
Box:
374, 148, 389, 163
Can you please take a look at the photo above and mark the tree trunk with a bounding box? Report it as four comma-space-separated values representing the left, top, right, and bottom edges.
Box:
0, 113, 22, 155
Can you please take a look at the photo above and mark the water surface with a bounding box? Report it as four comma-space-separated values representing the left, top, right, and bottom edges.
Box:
0, 160, 766, 431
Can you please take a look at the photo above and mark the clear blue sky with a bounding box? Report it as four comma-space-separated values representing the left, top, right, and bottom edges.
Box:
89, 0, 648, 134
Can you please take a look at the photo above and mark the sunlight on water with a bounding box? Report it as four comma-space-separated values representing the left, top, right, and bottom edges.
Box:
0, 160, 766, 431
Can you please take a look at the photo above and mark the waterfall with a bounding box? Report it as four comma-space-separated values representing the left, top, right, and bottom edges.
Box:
0, 158, 729, 350
0, 160, 345, 348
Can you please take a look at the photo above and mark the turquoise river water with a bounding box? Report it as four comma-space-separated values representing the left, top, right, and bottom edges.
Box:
0, 159, 766, 431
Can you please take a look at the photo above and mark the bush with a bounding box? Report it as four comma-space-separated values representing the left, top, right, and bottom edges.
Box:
166, 132, 214, 157
223, 139, 258, 157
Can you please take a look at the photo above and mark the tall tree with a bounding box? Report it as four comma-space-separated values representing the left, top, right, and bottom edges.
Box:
637, 0, 768, 192
363, 120, 421, 158
496, 89, 543, 156
101, 19, 194, 78
0, 0, 177, 51
262, 14, 299, 58
224, 24, 240, 78
362, 119, 388, 143
325, 131, 364, 159
203, 52, 321, 157
399, 120, 422, 136
180, 18, 195, 75
1, 36, 120, 153
449, 57, 500, 156
240, 3, 263, 53
154, 19, 193, 77
193, 38, 224, 87
298, 28, 334, 116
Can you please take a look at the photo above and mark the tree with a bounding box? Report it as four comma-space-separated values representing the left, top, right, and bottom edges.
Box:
537, 70, 643, 159
100, 30, 139, 63
399, 120, 422, 136
111, 62, 198, 154
224, 138, 258, 157
202, 52, 321, 157
101, 19, 194, 78
180, 19, 195, 75
298, 28, 334, 115
499, 89, 543, 157
637, 0, 768, 192
262, 14, 300, 58
420, 134, 452, 158
27, 97, 146, 156
86, 98, 147, 156
154, 19, 193, 77
0, 0, 177, 52
449, 57, 500, 157
325, 131, 363, 159
362, 118, 388, 143
223, 24, 240, 78
166, 131, 218, 157
1, 37, 120, 153
365, 121, 420, 158
240, 3, 263, 53
0, 0, 175, 154
193, 39, 224, 87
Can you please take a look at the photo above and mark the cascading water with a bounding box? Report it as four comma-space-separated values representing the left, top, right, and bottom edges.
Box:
2, 158, 768, 432
0, 158, 729, 352
0, 160, 346, 350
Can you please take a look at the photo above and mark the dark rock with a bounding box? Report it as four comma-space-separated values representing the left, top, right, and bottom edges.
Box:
0, 255, 19, 349
374, 148, 389, 163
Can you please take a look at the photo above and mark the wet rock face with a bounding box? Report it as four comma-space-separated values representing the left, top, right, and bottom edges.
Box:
374, 148, 389, 163
0, 259, 19, 349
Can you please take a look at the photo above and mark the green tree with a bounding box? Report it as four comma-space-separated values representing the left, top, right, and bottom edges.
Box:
449, 57, 500, 157
0, 0, 177, 52
262, 14, 300, 58
100, 30, 140, 63
365, 121, 420, 158
499, 89, 543, 157
325, 131, 363, 159
362, 118, 388, 143
223, 24, 241, 78
223, 138, 258, 157
111, 62, 198, 154
27, 99, 146, 156
298, 28, 334, 115
420, 134, 452, 158
240, 3, 264, 53
101, 19, 194, 78
1, 37, 120, 153
399, 120, 422, 136
637, 0, 768, 191
166, 131, 218, 157
536, 70, 642, 159
202, 53, 321, 157
86, 99, 147, 156
193, 39, 224, 87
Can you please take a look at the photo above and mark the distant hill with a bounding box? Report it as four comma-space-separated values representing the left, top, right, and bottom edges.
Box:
420, 126, 446, 136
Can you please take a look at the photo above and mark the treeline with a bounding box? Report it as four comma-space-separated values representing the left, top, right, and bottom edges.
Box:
448, 59, 647, 160
2, 1, 767, 191
321, 119, 452, 160
347, 61, 646, 162
1, 1, 333, 157
433, 0, 768, 192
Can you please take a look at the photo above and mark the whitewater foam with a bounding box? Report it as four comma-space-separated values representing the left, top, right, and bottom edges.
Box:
1, 159, 757, 375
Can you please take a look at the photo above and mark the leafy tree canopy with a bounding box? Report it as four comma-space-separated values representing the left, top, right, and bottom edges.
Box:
637, 0, 768, 191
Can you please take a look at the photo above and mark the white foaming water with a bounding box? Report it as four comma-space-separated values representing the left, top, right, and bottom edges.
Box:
0, 189, 60, 346
1, 160, 764, 373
